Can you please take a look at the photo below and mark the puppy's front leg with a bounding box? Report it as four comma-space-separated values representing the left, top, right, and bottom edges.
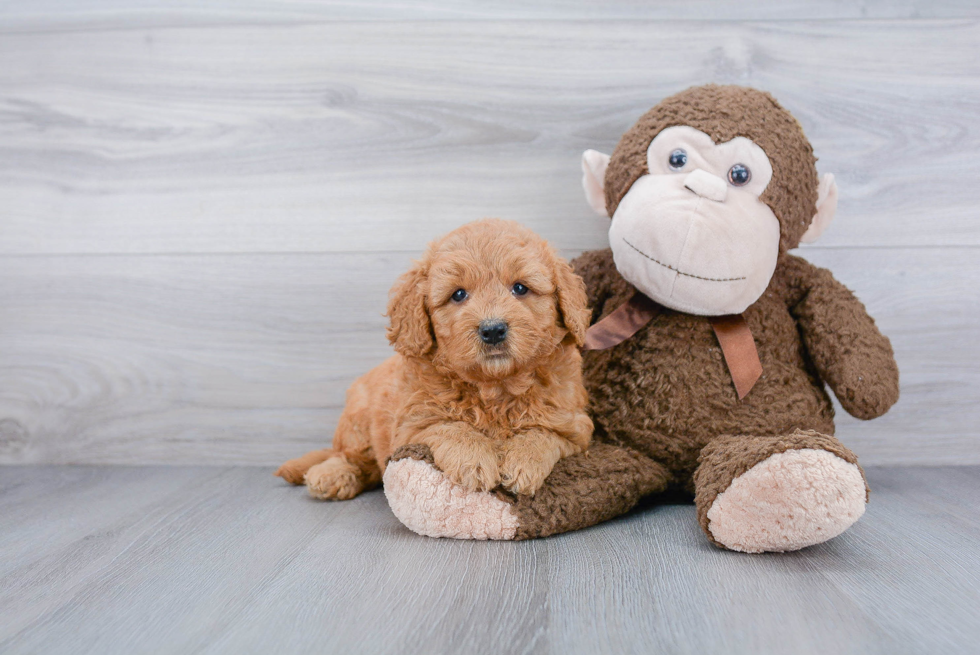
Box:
413, 422, 500, 492
499, 429, 582, 496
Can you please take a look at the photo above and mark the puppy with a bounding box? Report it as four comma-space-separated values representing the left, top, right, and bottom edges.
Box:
275, 218, 593, 499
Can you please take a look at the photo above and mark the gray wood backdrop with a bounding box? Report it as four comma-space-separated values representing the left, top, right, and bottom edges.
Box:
1, 2, 978, 466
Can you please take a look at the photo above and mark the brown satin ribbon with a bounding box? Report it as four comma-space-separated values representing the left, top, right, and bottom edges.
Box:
582, 291, 762, 400
706, 314, 763, 400
582, 291, 660, 351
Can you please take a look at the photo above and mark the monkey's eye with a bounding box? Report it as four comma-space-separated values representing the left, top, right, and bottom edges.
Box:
728, 163, 751, 186
512, 282, 529, 296
668, 149, 688, 170
451, 289, 468, 303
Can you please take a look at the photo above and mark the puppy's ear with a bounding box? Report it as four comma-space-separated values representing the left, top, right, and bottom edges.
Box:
385, 262, 434, 358
553, 255, 590, 347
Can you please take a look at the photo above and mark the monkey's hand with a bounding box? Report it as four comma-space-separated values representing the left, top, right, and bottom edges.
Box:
790, 260, 899, 420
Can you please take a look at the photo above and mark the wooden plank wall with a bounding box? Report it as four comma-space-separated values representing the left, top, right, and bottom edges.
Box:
1, 2, 978, 465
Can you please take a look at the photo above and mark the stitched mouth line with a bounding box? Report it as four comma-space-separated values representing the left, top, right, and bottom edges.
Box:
622, 238, 747, 282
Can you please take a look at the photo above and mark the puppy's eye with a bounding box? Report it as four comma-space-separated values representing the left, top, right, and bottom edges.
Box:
512, 283, 529, 296
728, 163, 751, 186
450, 288, 467, 303
668, 149, 688, 171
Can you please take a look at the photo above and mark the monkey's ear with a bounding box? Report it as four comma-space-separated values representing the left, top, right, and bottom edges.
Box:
385, 263, 434, 358
581, 149, 611, 217
800, 173, 838, 244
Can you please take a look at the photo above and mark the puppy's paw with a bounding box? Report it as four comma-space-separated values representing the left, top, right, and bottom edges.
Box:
304, 457, 362, 500
500, 453, 554, 496
498, 431, 572, 496
431, 441, 500, 492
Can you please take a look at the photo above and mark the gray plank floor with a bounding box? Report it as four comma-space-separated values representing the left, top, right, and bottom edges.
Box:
1, 466, 978, 654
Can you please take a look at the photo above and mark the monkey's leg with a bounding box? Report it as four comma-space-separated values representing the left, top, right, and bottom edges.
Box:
694, 430, 869, 553
382, 442, 670, 540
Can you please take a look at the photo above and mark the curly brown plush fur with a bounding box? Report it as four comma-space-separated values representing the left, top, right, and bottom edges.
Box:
539, 86, 898, 548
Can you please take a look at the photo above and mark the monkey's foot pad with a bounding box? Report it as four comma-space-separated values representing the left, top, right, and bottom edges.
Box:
706, 448, 867, 553
383, 444, 519, 540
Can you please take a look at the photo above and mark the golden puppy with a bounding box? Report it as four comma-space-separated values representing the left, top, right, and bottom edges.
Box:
275, 218, 593, 499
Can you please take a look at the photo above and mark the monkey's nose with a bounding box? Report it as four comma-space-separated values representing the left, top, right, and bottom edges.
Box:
684, 169, 728, 202
479, 319, 508, 345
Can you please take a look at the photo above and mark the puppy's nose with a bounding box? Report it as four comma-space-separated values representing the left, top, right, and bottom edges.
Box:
479, 319, 508, 345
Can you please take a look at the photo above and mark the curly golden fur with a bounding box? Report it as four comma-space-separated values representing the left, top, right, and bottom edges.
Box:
275, 219, 593, 499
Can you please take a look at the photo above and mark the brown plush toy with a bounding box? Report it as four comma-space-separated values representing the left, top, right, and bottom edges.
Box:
382, 85, 900, 552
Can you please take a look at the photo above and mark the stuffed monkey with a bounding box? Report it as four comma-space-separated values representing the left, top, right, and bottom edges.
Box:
382, 85, 899, 552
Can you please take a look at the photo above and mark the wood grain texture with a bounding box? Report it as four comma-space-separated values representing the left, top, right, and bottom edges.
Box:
0, 465, 978, 654
1, 9, 978, 466
1, 20, 979, 255
0, 247, 976, 466
3, 0, 980, 31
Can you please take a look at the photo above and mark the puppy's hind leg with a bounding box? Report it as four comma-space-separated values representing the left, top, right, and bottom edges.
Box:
305, 451, 381, 501
305, 410, 382, 501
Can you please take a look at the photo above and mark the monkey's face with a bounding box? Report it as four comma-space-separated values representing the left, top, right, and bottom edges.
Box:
608, 126, 780, 316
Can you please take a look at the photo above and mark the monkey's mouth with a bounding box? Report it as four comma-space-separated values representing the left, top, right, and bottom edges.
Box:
622, 238, 746, 283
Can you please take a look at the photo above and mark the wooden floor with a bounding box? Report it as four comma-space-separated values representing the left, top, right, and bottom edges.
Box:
1, 465, 978, 654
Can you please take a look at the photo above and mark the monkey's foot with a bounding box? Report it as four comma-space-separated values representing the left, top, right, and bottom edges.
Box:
383, 445, 519, 540
703, 446, 867, 553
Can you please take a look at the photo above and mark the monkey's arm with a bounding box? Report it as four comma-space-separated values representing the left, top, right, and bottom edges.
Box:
787, 256, 899, 420
571, 248, 616, 324
383, 441, 671, 540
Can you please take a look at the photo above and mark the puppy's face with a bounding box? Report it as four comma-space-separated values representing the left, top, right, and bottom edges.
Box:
427, 242, 561, 378
386, 220, 589, 380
